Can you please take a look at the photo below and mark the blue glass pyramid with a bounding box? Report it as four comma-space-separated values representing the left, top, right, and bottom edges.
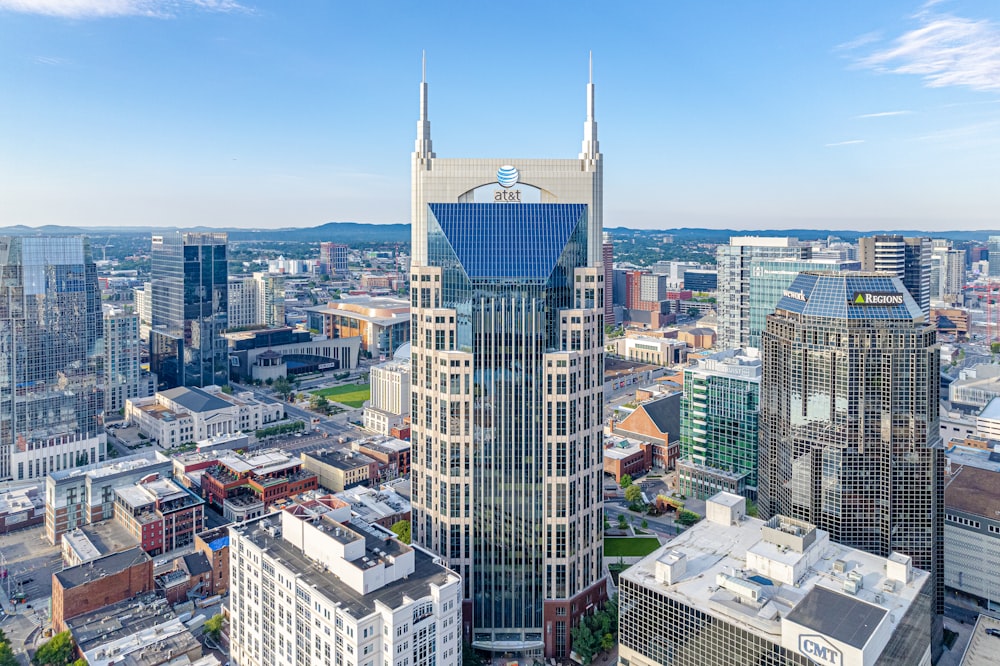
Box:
428, 203, 587, 280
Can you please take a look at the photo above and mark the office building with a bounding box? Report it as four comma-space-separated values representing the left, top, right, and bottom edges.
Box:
228, 272, 286, 329
682, 268, 717, 292
746, 257, 860, 349
364, 355, 411, 436
134, 281, 152, 324
716, 237, 810, 350
0, 236, 106, 482
320, 241, 350, 276
200, 448, 318, 512
678, 348, 760, 500
619, 493, 934, 666
943, 463, 1000, 610
103, 307, 155, 414
758, 271, 944, 659
408, 64, 606, 659
150, 232, 229, 390
228, 510, 462, 666
602, 233, 614, 326
45, 451, 173, 544
988, 237, 1000, 277
859, 235, 932, 318
301, 448, 379, 492
949, 364, 1000, 411
114, 476, 205, 556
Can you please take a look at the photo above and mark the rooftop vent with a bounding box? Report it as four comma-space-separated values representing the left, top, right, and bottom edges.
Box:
833, 560, 846, 574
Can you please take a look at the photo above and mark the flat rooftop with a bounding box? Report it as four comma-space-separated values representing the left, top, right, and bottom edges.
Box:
960, 614, 1000, 666
49, 451, 168, 482
622, 512, 928, 652
67, 593, 174, 653
231, 516, 455, 619
56, 547, 151, 589
945, 464, 1000, 518
305, 448, 377, 471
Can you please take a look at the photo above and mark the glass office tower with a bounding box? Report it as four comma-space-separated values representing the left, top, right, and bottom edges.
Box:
409, 63, 606, 660
0, 236, 105, 481
150, 232, 229, 389
758, 271, 944, 662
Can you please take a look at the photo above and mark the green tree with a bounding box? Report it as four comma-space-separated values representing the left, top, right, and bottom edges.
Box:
390, 519, 411, 544
619, 474, 632, 489
0, 644, 18, 666
310, 394, 332, 415
625, 484, 643, 507
688, 307, 699, 317
745, 498, 759, 518
221, 384, 234, 395
570, 622, 599, 664
272, 376, 293, 400
992, 342, 1000, 355
462, 642, 484, 666
617, 513, 628, 529
641, 518, 648, 529
204, 614, 224, 643
677, 509, 702, 527
32, 631, 76, 666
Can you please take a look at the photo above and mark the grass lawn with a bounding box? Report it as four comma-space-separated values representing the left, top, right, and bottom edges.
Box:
311, 383, 371, 408
604, 536, 661, 557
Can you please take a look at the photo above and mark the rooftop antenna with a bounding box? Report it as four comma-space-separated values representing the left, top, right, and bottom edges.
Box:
415, 50, 434, 159
580, 51, 599, 160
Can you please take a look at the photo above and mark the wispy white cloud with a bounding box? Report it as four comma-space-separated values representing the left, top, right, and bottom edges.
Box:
33, 55, 71, 65
825, 140, 866, 147
0, 0, 248, 18
853, 8, 1000, 92
856, 110, 914, 118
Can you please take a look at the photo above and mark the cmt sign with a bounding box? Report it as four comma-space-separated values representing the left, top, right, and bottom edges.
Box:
798, 635, 842, 666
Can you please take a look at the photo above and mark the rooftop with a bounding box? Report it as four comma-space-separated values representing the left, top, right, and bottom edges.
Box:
622, 497, 928, 656
232, 514, 456, 619
55, 547, 151, 589
945, 465, 1000, 519
49, 451, 169, 483
305, 448, 377, 471
67, 593, 174, 653
159, 386, 232, 413
979, 396, 1000, 421
960, 614, 1000, 666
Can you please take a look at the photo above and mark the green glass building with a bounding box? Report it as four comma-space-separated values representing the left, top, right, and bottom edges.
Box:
678, 349, 761, 500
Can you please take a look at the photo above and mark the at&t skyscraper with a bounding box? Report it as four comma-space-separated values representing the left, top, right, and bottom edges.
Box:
409, 57, 607, 661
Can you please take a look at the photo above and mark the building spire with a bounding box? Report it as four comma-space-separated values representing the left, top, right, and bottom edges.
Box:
415, 50, 434, 159
580, 51, 599, 161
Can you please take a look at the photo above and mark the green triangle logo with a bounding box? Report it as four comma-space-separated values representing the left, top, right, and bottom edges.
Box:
855, 294, 865, 304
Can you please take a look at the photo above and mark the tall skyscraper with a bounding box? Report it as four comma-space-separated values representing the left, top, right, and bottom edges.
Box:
409, 60, 606, 660
746, 256, 860, 349
150, 232, 229, 390
0, 236, 106, 482
758, 271, 943, 660
602, 233, 614, 326
227, 272, 286, 329
103, 307, 155, 414
858, 235, 931, 318
716, 237, 810, 350
678, 348, 761, 500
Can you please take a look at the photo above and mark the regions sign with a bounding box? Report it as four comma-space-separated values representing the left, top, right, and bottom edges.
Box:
851, 291, 904, 306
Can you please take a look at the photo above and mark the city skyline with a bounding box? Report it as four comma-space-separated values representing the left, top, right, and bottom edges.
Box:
2, 0, 1000, 231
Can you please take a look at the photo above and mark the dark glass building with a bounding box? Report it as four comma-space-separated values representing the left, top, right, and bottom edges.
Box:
758, 271, 944, 661
150, 232, 229, 390
0, 236, 105, 481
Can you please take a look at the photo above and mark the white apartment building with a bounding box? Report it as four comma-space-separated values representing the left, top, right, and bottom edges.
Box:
364, 356, 411, 435
228, 273, 287, 329
228, 510, 462, 666
103, 308, 155, 413
126, 385, 284, 447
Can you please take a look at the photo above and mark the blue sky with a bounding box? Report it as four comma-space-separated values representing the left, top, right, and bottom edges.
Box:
1, 0, 999, 231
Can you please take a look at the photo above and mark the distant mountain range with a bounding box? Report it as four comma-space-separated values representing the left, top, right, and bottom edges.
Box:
0, 222, 997, 243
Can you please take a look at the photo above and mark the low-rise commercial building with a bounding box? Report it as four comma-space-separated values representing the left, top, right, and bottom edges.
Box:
126, 385, 284, 447
228, 510, 462, 666
46, 451, 173, 544
0, 485, 43, 534
950, 364, 1000, 411
603, 437, 652, 483
193, 526, 231, 596
354, 436, 412, 480
976, 397, 1000, 441
334, 485, 411, 529
619, 493, 934, 666
607, 335, 688, 367
364, 357, 411, 435
52, 547, 155, 632
60, 520, 139, 567
301, 448, 378, 492
114, 477, 205, 556
201, 448, 318, 510
225, 326, 361, 381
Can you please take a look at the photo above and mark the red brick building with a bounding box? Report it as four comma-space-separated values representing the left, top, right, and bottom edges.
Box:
194, 526, 231, 596
201, 449, 318, 509
51, 547, 154, 632
114, 477, 205, 556
603, 439, 653, 483
615, 392, 681, 469
356, 438, 411, 480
